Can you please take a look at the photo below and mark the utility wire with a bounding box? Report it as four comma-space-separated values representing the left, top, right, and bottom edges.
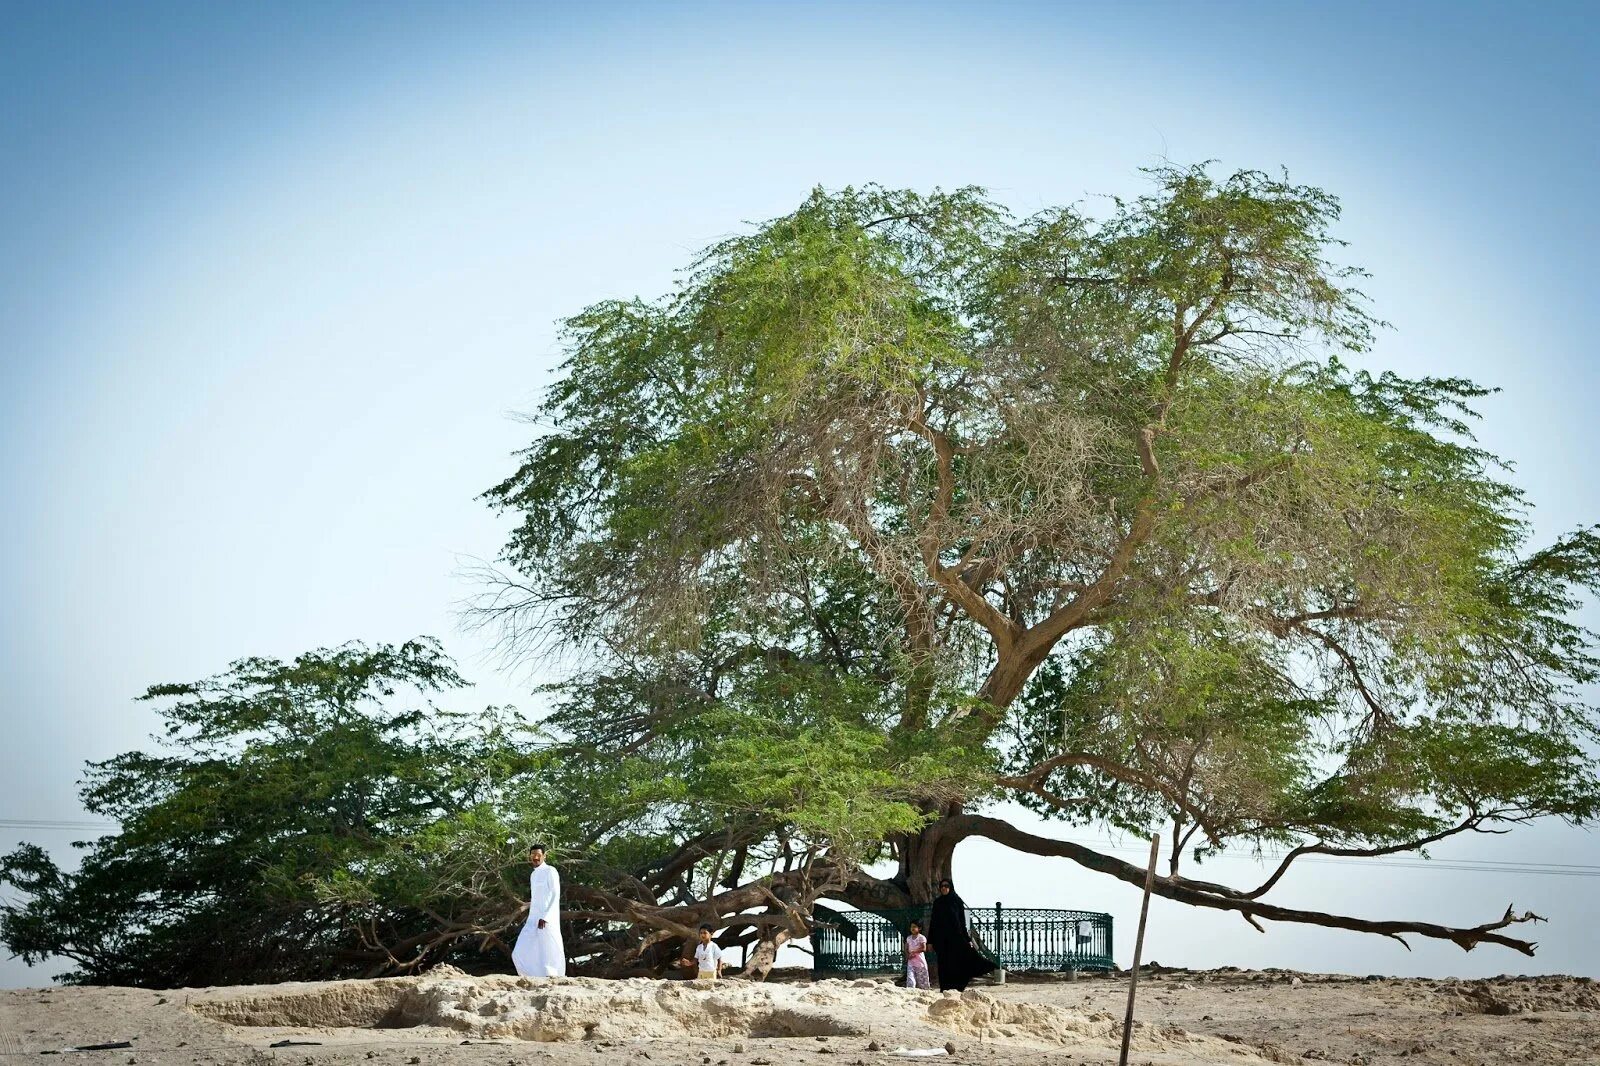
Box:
0, 820, 112, 830
1054, 835, 1600, 877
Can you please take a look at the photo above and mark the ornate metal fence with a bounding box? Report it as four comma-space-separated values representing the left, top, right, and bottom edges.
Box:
811, 904, 1114, 977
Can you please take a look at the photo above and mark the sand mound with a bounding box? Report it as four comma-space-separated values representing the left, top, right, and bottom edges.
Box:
196, 975, 876, 1040
195, 973, 1296, 1060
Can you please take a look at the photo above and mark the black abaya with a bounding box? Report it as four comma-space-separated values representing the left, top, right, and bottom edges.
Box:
926, 890, 996, 991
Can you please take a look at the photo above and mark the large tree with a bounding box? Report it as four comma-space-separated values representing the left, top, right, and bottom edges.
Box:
475, 165, 1600, 971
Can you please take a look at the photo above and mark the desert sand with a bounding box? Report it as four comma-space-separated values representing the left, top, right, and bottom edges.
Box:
3, 966, 1598, 1066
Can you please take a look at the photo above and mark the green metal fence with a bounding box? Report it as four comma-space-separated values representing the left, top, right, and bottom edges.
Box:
812, 904, 1114, 977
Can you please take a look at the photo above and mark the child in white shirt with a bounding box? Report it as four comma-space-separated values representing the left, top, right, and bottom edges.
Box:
683, 923, 724, 981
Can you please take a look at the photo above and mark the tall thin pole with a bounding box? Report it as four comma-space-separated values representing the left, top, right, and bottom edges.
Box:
1119, 834, 1161, 1066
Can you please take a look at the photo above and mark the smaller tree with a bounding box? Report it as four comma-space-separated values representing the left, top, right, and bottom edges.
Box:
0, 639, 555, 986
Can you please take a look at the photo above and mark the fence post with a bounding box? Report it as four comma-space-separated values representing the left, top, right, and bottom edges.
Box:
1119, 835, 1161, 1066
994, 901, 1006, 984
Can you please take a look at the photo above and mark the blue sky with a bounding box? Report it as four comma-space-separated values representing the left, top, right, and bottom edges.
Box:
2, 1, 1597, 986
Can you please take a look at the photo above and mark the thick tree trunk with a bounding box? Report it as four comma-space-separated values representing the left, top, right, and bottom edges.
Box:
855, 809, 978, 907
978, 654, 1037, 712
897, 826, 950, 903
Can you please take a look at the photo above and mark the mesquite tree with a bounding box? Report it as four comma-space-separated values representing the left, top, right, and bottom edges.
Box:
477, 165, 1600, 971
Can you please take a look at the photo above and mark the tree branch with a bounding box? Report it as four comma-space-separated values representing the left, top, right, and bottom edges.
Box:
906, 398, 1018, 649
1242, 809, 1494, 900
956, 814, 1544, 955
1288, 622, 1389, 722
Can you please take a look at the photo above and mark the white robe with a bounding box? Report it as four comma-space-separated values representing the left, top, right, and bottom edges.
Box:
512, 863, 566, 977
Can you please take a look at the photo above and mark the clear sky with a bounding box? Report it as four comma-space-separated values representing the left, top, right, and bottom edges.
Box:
2, 0, 1597, 987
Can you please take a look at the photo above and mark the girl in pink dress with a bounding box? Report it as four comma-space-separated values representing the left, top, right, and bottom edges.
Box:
904, 919, 930, 989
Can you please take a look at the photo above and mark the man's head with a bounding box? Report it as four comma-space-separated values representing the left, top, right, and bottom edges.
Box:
698, 923, 714, 944
529, 843, 547, 867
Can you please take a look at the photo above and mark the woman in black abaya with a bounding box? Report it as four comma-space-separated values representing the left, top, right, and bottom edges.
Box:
925, 878, 996, 991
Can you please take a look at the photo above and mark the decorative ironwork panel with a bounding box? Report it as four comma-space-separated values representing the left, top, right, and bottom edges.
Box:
812, 905, 1114, 977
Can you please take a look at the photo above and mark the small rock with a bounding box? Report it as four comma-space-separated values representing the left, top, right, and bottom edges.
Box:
945, 1042, 958, 1055
866, 1041, 881, 1051
1290, 976, 1303, 986
734, 1044, 745, 1053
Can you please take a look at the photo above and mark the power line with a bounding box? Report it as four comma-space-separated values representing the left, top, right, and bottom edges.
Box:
1054, 836, 1600, 877
0, 820, 113, 831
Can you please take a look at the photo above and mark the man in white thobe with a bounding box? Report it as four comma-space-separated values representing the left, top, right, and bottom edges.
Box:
512, 843, 566, 977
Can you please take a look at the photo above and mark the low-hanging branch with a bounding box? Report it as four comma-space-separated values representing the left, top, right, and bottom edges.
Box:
955, 814, 1545, 955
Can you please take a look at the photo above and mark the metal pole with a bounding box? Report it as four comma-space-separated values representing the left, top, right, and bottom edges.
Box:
1119, 835, 1161, 1066
995, 901, 1006, 984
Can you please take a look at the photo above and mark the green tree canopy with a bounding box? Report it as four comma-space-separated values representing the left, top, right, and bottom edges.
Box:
0, 640, 558, 985
476, 164, 1600, 963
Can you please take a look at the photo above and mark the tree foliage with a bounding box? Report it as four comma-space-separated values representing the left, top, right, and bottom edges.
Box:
475, 164, 1600, 963
0, 640, 559, 985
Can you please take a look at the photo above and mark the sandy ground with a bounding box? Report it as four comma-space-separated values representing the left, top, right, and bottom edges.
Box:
2, 966, 1598, 1066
